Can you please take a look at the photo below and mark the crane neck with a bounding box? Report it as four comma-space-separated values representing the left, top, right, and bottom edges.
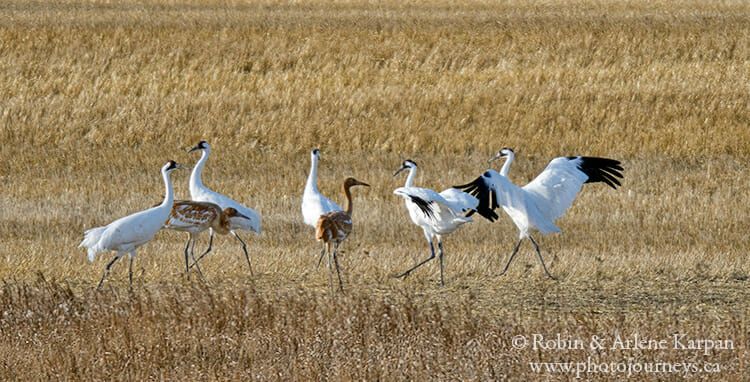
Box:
404, 166, 417, 187
499, 152, 514, 177
216, 212, 232, 235
304, 154, 319, 194
189, 148, 209, 192
161, 168, 174, 209
343, 182, 354, 215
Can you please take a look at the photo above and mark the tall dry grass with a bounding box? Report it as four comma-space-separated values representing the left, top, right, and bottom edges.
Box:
0, 0, 748, 380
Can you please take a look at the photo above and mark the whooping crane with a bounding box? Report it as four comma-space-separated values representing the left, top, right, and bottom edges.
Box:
315, 177, 369, 294
189, 141, 261, 275
392, 160, 478, 285
79, 160, 185, 289
163, 200, 250, 280
302, 149, 342, 227
454, 148, 623, 279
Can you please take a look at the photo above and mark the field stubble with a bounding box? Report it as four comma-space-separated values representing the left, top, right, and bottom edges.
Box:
0, 0, 748, 380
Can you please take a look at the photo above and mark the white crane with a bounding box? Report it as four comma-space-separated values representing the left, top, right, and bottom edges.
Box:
315, 177, 369, 294
302, 148, 342, 227
392, 160, 478, 285
188, 141, 261, 274
163, 200, 250, 280
454, 148, 624, 279
79, 160, 184, 289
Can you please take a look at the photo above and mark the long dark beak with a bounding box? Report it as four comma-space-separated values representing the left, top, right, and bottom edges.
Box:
358, 181, 371, 187
188, 145, 201, 153
393, 166, 408, 177
233, 212, 250, 220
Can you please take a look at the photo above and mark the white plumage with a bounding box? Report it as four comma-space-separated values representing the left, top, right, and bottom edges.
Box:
455, 148, 623, 279
437, 187, 482, 215
302, 148, 342, 227
392, 159, 478, 285
79, 160, 183, 289
188, 141, 261, 274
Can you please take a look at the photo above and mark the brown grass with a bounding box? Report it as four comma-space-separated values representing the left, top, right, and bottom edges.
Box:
0, 0, 748, 380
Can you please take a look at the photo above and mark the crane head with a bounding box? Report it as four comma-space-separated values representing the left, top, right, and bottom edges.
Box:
393, 159, 417, 176
489, 147, 514, 162
344, 178, 370, 189
223, 207, 250, 221
164, 160, 188, 173
188, 141, 209, 153
311, 148, 321, 161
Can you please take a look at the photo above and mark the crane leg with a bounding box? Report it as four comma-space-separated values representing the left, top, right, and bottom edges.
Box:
190, 230, 214, 268
326, 243, 335, 296
189, 237, 205, 281
395, 242, 435, 279
183, 236, 192, 280
437, 241, 445, 286
315, 244, 326, 270
128, 252, 135, 288
499, 239, 523, 276
332, 242, 344, 293
96, 252, 124, 290
233, 232, 253, 276
529, 236, 556, 280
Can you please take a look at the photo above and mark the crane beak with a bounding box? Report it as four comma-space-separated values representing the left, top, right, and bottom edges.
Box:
357, 181, 371, 187
488, 152, 503, 162
176, 164, 191, 171
233, 212, 250, 220
393, 166, 408, 176
188, 145, 201, 153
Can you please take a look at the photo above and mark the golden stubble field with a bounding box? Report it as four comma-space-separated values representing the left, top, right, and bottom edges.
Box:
0, 0, 748, 379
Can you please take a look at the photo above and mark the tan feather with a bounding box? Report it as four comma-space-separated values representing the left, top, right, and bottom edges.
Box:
314, 177, 369, 294
163, 200, 250, 280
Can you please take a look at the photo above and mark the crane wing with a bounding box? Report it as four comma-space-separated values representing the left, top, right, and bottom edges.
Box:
522, 156, 623, 222
439, 188, 479, 214
394, 187, 472, 232
315, 211, 352, 242
394, 187, 441, 219
164, 201, 220, 229
193, 189, 261, 234
453, 170, 505, 222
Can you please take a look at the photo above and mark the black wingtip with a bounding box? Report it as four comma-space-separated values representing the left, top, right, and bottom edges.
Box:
571, 157, 624, 189
408, 195, 435, 219
454, 176, 500, 222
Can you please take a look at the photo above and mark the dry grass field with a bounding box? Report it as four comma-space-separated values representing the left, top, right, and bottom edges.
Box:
1, 0, 749, 379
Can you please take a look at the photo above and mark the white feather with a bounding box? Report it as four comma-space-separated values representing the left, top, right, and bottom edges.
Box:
522, 157, 589, 223
79, 161, 176, 263
438, 188, 479, 214
301, 149, 342, 227
188, 143, 261, 235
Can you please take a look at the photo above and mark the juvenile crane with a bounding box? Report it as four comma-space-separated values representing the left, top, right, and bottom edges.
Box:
79, 160, 184, 289
392, 160, 478, 285
189, 141, 261, 274
302, 148, 342, 227
315, 177, 369, 294
163, 200, 251, 280
455, 148, 624, 279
